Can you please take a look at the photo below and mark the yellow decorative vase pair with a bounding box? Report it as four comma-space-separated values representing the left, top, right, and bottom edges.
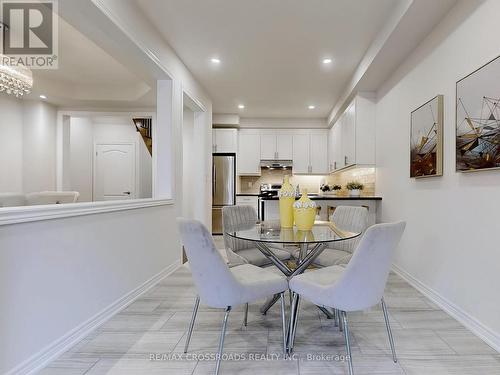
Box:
279, 177, 317, 231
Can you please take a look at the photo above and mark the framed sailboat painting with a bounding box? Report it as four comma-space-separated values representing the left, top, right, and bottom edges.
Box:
456, 55, 500, 172
410, 95, 444, 178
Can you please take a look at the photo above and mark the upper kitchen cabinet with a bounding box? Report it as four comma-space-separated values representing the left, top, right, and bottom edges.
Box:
212, 128, 238, 153
328, 118, 342, 172
238, 129, 261, 175
260, 130, 293, 160
292, 129, 328, 174
310, 130, 329, 174
328, 92, 376, 172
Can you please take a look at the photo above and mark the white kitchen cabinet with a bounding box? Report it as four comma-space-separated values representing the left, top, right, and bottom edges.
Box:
342, 101, 356, 167
276, 131, 293, 160
292, 131, 310, 174
292, 130, 328, 174
329, 119, 342, 171
310, 130, 328, 174
328, 92, 376, 171
237, 129, 261, 175
260, 131, 276, 159
212, 128, 237, 153
260, 130, 293, 160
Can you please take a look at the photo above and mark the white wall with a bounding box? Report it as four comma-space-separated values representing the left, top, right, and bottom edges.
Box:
0, 1, 213, 374
22, 101, 57, 193
0, 95, 23, 192
0, 204, 180, 374
69, 117, 94, 202
182, 107, 195, 218
376, 0, 500, 349
0, 97, 57, 194
137, 132, 152, 199
68, 115, 153, 201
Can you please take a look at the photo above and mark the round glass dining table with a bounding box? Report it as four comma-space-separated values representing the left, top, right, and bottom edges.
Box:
226, 220, 361, 277
226, 220, 361, 353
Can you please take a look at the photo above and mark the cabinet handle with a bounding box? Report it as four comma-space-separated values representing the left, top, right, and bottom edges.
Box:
334, 161, 337, 170
344, 155, 347, 165
276, 152, 279, 159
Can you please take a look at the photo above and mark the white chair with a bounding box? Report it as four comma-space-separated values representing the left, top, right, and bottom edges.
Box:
0, 193, 26, 207
289, 221, 406, 375
222, 205, 291, 267
312, 206, 369, 267
25, 191, 80, 205
177, 218, 289, 375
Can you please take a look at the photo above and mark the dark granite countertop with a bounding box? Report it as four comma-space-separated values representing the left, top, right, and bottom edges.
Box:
260, 196, 382, 201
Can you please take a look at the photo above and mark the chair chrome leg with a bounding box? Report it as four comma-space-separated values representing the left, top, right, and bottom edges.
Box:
215, 306, 231, 375
339, 310, 344, 332
260, 293, 280, 315
381, 298, 397, 363
289, 293, 301, 353
184, 295, 200, 353
341, 311, 354, 375
334, 308, 339, 327
280, 293, 287, 355
244, 303, 249, 327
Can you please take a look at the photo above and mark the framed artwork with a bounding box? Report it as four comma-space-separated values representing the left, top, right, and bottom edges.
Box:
410, 95, 444, 178
456, 55, 500, 172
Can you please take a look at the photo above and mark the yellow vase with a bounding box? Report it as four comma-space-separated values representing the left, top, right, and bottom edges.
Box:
293, 189, 317, 231
278, 175, 295, 228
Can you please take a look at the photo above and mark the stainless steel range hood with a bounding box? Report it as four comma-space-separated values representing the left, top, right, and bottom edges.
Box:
260, 160, 293, 169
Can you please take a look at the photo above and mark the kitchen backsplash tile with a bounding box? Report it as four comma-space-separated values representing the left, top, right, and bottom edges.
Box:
326, 167, 376, 196
238, 169, 324, 194
238, 167, 376, 196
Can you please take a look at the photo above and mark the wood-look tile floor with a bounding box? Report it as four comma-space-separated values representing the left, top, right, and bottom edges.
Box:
37, 237, 500, 374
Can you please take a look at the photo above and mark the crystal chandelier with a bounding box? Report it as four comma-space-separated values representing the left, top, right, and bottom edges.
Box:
0, 56, 33, 97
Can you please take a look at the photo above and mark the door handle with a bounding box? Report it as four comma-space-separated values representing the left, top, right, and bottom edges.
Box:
123, 191, 131, 195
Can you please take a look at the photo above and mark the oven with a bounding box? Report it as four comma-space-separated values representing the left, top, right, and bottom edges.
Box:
258, 183, 281, 221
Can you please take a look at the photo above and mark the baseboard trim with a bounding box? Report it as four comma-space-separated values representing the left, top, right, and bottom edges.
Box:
392, 263, 500, 353
7, 260, 181, 375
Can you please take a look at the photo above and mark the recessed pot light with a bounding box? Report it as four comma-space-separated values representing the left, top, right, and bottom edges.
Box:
211, 58, 221, 64
238, 104, 245, 109
39, 94, 47, 99
308, 105, 315, 109
322, 58, 332, 64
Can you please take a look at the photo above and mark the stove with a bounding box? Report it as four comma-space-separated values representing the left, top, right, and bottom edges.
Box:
259, 183, 282, 198
258, 183, 282, 220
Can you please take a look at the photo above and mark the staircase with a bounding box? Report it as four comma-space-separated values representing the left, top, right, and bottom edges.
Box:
133, 118, 152, 156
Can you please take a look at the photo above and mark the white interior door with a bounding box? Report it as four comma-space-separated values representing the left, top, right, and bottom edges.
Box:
94, 143, 136, 201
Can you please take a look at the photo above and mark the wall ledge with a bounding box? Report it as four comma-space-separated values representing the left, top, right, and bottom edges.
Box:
392, 263, 500, 353
5, 260, 181, 375
0, 198, 174, 226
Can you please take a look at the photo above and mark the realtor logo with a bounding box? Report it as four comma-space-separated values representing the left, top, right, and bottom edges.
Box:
0, 0, 58, 69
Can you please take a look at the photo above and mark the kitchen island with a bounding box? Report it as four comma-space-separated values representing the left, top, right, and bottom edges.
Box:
260, 196, 382, 225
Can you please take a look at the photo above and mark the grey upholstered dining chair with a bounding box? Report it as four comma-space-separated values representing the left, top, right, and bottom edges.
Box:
312, 205, 369, 267
222, 205, 292, 267
177, 218, 289, 375
289, 221, 406, 375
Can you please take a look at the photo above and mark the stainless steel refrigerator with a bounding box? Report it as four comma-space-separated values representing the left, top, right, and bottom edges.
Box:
212, 153, 236, 234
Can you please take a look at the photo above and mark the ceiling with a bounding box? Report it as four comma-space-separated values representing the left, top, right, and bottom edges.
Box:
136, 0, 401, 118
24, 16, 156, 109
